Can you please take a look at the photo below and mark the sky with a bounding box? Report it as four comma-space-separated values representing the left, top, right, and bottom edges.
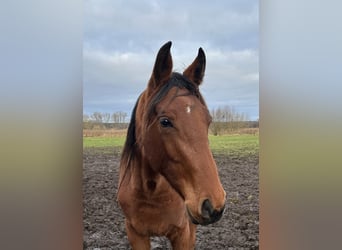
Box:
84, 0, 259, 121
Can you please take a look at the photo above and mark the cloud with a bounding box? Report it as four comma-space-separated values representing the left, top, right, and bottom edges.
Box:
84, 0, 258, 51
84, 0, 259, 120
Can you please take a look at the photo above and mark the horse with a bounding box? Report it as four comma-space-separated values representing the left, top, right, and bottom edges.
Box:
117, 41, 226, 249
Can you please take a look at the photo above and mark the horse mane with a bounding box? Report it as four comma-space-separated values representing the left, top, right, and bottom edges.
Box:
121, 95, 139, 163
117, 95, 140, 193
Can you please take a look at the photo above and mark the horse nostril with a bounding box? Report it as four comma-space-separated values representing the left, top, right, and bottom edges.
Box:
201, 199, 214, 219
201, 199, 225, 224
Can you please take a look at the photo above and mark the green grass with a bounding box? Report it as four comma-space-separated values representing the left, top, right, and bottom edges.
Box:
83, 136, 126, 148
84, 134, 259, 157
209, 134, 259, 157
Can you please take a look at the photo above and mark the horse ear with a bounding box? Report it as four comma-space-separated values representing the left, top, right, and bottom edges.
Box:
183, 48, 206, 85
148, 41, 173, 92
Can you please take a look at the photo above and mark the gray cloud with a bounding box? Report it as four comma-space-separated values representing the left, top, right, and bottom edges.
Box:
84, 0, 259, 120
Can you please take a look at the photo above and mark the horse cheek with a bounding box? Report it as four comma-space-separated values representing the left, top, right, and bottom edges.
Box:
143, 130, 165, 171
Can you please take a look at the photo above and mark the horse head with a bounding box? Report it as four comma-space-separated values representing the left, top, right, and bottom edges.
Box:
134, 41, 226, 225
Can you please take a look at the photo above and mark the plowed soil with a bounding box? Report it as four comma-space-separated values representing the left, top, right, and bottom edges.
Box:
83, 147, 259, 249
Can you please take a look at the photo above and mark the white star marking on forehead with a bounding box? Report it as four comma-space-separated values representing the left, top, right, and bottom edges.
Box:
186, 105, 191, 114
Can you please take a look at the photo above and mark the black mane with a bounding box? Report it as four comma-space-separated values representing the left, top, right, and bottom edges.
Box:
120, 95, 140, 168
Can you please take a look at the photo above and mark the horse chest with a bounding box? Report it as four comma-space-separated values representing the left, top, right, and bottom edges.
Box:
137, 200, 187, 235
120, 187, 188, 235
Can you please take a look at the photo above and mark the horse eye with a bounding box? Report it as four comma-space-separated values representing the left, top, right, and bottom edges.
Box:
160, 118, 173, 127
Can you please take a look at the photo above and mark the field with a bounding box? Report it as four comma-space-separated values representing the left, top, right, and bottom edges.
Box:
83, 132, 259, 249
83, 133, 258, 157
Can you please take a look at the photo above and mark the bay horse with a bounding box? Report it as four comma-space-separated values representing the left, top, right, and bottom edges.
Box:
117, 41, 226, 249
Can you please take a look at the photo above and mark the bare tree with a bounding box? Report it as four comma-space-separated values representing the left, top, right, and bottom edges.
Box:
102, 113, 111, 123
112, 112, 119, 123
112, 111, 128, 123
120, 112, 127, 123
91, 112, 102, 123
210, 106, 249, 135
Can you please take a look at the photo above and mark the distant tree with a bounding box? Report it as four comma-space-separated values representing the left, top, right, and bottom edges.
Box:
102, 113, 111, 123
121, 112, 127, 123
90, 112, 102, 123
210, 106, 249, 135
223, 106, 233, 122
210, 108, 224, 135
112, 111, 127, 123
111, 112, 117, 123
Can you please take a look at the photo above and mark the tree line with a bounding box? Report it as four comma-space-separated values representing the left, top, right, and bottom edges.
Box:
83, 111, 128, 129
83, 111, 128, 123
209, 106, 257, 135
83, 106, 258, 135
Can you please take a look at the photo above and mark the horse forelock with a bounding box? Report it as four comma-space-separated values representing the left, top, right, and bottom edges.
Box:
146, 72, 205, 124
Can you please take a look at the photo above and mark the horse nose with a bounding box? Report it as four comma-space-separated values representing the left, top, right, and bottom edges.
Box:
200, 199, 225, 225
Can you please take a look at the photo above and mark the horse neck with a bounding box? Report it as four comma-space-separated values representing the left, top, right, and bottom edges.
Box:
129, 152, 162, 194
131, 92, 165, 193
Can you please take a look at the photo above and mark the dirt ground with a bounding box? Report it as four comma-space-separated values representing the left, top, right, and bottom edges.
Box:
83, 147, 259, 249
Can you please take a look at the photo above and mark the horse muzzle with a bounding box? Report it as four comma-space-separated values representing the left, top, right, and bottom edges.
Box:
186, 199, 225, 225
